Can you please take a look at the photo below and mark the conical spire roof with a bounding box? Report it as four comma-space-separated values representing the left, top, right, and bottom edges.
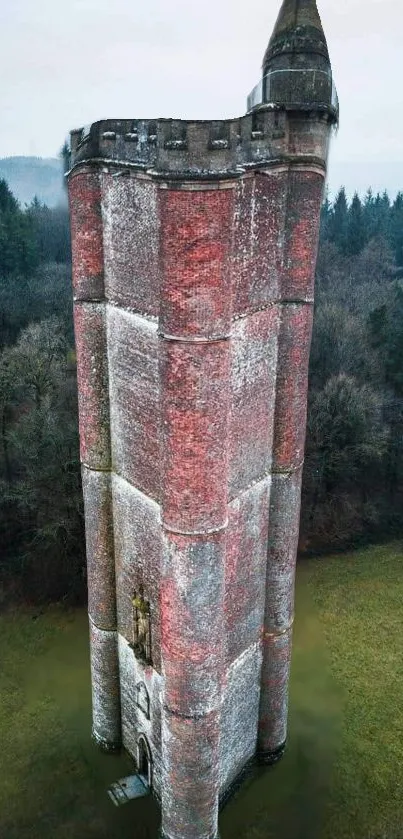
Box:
263, 0, 329, 70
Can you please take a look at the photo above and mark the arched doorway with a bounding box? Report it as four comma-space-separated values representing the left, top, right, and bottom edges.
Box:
137, 735, 152, 789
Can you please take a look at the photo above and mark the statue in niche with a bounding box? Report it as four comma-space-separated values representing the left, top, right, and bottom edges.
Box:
132, 588, 152, 664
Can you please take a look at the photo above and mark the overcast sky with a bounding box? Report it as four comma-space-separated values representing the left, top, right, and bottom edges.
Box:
0, 0, 402, 193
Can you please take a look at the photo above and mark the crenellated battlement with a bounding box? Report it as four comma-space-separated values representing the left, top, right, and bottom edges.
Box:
69, 106, 332, 178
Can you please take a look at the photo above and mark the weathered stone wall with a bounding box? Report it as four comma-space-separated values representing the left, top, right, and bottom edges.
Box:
258, 162, 325, 762
69, 169, 104, 300
219, 643, 262, 793
228, 305, 279, 498
220, 483, 272, 794
68, 97, 331, 839
225, 481, 271, 663
118, 634, 163, 796
158, 182, 234, 839
89, 620, 121, 750
107, 307, 160, 501
82, 468, 116, 630
232, 171, 287, 316
101, 174, 159, 318
112, 475, 163, 671
158, 187, 233, 340
68, 102, 336, 182
69, 169, 121, 752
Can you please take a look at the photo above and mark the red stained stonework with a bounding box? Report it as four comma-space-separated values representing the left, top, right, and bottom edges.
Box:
161, 340, 230, 533
68, 170, 104, 301
272, 303, 314, 470
68, 41, 335, 832
281, 169, 324, 301
161, 709, 220, 839
159, 188, 234, 339
73, 302, 111, 470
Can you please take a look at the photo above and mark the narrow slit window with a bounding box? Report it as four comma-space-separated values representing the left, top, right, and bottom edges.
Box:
136, 682, 150, 719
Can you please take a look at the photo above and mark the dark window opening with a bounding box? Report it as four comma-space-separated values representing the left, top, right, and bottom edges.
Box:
137, 736, 152, 788
136, 682, 150, 719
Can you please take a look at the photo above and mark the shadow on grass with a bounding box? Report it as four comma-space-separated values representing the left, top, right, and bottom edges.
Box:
0, 607, 160, 839
0, 575, 343, 839
220, 575, 344, 839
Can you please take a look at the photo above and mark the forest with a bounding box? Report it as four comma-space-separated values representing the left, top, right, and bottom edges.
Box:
1, 179, 403, 604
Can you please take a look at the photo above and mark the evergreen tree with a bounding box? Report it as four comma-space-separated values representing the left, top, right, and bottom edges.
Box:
0, 179, 19, 214
60, 141, 71, 177
346, 192, 366, 256
368, 285, 403, 396
389, 192, 403, 267
26, 198, 71, 264
327, 187, 348, 252
363, 188, 376, 238
372, 191, 390, 239
319, 191, 332, 243
0, 178, 38, 277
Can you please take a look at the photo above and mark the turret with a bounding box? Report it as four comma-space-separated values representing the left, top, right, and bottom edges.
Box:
247, 0, 338, 119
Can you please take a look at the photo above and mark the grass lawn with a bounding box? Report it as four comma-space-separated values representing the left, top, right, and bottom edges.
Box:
1, 542, 402, 838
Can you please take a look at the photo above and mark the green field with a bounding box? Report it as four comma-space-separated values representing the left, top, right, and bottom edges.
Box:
0, 543, 402, 839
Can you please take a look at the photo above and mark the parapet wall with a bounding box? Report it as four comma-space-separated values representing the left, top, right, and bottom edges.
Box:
69, 108, 333, 177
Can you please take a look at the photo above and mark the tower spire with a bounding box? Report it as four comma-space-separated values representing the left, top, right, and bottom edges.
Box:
264, 0, 329, 72
246, 0, 336, 118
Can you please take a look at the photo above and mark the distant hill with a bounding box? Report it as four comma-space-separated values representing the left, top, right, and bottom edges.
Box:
0, 157, 66, 208
1, 154, 402, 209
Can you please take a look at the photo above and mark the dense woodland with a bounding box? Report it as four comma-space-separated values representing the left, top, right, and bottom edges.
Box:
0, 179, 403, 603
0, 181, 82, 603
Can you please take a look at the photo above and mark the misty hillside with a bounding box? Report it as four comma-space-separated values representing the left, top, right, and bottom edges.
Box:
0, 157, 66, 207
1, 155, 403, 208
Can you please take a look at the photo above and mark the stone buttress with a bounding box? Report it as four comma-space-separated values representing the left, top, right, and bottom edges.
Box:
69, 167, 121, 751
67, 2, 337, 838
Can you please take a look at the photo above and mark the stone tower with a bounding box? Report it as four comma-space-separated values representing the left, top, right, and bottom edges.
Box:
67, 2, 337, 837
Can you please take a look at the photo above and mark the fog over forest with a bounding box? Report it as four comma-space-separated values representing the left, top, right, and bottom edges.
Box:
2, 154, 403, 209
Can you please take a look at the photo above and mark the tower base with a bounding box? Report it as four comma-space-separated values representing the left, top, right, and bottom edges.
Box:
92, 728, 121, 754
160, 833, 220, 839
159, 828, 220, 839
219, 757, 256, 809
257, 741, 286, 766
